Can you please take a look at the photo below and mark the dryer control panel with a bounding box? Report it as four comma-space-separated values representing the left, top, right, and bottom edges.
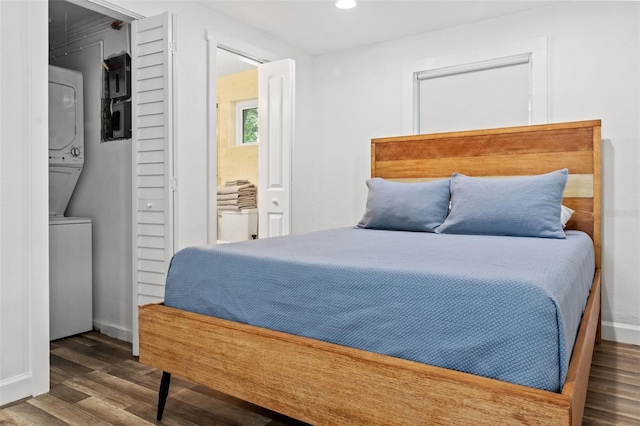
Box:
49, 143, 84, 165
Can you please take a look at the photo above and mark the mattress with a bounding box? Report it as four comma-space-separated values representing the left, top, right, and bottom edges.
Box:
164, 228, 595, 392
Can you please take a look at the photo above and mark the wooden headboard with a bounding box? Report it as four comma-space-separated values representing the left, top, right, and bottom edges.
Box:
371, 120, 602, 268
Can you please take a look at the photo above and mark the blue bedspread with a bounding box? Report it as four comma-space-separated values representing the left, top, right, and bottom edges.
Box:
164, 228, 595, 392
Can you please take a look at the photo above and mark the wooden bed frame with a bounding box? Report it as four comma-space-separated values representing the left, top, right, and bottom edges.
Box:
139, 119, 602, 425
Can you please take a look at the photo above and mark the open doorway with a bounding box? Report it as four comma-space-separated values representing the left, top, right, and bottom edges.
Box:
48, 0, 134, 343
206, 38, 295, 245
215, 48, 260, 243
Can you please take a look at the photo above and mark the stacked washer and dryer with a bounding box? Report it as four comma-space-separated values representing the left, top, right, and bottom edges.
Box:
49, 65, 93, 340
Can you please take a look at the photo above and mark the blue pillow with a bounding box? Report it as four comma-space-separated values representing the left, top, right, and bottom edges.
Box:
436, 169, 568, 239
357, 178, 451, 232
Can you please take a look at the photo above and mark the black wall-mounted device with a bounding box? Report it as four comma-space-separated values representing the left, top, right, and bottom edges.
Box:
112, 101, 131, 139
107, 53, 131, 100
102, 53, 132, 141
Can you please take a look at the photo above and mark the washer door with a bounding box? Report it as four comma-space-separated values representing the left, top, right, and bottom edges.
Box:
49, 81, 78, 151
49, 65, 84, 166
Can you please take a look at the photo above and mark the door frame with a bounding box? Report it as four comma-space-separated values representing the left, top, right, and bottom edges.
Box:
66, 0, 143, 21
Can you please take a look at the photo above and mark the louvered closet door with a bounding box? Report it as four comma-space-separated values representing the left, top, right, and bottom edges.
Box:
131, 12, 175, 355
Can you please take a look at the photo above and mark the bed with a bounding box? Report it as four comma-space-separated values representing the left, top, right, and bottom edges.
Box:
139, 119, 602, 425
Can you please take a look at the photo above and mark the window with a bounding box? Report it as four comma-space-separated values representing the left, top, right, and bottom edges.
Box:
402, 37, 547, 135
416, 54, 531, 134
235, 99, 258, 146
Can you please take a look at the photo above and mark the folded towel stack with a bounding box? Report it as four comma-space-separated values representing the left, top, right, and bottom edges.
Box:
217, 180, 257, 210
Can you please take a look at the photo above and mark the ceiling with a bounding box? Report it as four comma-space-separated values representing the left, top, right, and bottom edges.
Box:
49, 1, 559, 70
49, 0, 106, 29
49, 0, 112, 48
196, 1, 560, 56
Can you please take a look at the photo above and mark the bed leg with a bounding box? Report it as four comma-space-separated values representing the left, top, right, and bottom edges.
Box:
157, 371, 171, 421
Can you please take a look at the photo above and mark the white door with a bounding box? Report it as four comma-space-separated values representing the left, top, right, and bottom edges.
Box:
131, 12, 176, 355
258, 59, 295, 238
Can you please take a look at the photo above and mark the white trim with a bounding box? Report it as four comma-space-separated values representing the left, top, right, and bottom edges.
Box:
170, 13, 178, 254
0, 373, 33, 406
403, 37, 547, 135
217, 44, 265, 66
206, 31, 280, 65
415, 53, 531, 81
235, 99, 259, 146
205, 30, 218, 245
601, 321, 640, 346
66, 0, 144, 22
93, 320, 133, 343
29, 0, 51, 400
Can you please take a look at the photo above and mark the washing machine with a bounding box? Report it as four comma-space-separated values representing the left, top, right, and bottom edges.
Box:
49, 65, 93, 340
49, 216, 93, 340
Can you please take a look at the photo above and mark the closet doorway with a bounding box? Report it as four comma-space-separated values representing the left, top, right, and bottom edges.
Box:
48, 0, 135, 343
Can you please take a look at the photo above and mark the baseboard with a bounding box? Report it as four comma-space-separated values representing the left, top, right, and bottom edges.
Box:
93, 320, 133, 343
0, 373, 32, 407
601, 321, 640, 346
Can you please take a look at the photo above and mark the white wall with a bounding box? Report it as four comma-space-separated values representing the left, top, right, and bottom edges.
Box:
51, 22, 133, 342
0, 0, 50, 405
0, 0, 312, 406
110, 0, 314, 247
307, 1, 640, 344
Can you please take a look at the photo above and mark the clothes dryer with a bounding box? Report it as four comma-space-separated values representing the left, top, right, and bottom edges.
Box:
48, 65, 93, 340
49, 65, 84, 216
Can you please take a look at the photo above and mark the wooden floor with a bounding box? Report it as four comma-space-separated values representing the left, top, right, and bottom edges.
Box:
0, 332, 638, 425
583, 339, 640, 425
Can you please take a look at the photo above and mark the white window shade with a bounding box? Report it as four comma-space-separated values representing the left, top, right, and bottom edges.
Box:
402, 38, 547, 135
417, 55, 531, 134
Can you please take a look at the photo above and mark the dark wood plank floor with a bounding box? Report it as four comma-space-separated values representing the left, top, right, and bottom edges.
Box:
0, 332, 307, 426
583, 340, 640, 425
0, 332, 638, 425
